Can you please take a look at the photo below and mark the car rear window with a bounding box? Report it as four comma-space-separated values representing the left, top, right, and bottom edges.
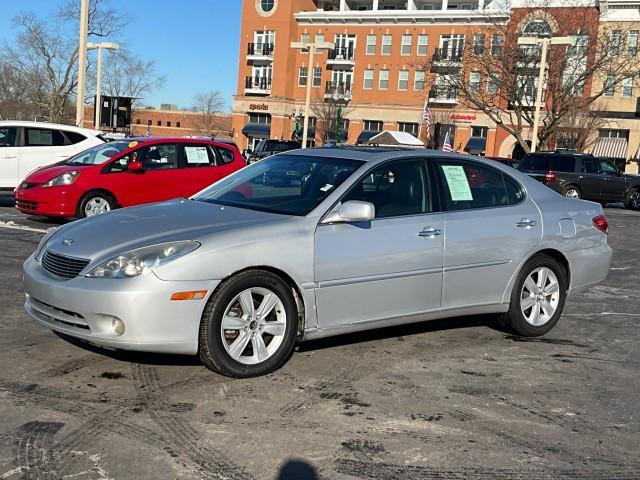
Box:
519, 154, 575, 173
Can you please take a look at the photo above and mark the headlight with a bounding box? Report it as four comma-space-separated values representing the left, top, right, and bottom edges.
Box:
34, 227, 59, 262
43, 171, 80, 187
85, 241, 200, 279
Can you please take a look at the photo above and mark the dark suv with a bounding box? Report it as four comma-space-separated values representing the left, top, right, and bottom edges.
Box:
246, 139, 301, 164
518, 151, 640, 209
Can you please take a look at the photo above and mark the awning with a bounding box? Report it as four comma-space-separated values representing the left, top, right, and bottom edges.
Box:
592, 137, 628, 159
242, 123, 271, 137
464, 137, 487, 155
356, 130, 381, 145
366, 130, 424, 147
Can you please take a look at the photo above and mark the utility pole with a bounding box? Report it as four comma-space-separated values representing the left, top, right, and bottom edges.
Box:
290, 40, 335, 148
88, 42, 119, 129
75, 0, 90, 127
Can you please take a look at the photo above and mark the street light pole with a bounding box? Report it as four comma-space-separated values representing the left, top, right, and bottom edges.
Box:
518, 35, 574, 153
75, 0, 90, 127
290, 40, 335, 148
88, 42, 119, 129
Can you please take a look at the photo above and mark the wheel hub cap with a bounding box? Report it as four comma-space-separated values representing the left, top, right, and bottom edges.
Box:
520, 267, 561, 327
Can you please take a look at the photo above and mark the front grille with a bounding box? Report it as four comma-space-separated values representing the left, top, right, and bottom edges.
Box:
16, 200, 38, 211
42, 250, 90, 279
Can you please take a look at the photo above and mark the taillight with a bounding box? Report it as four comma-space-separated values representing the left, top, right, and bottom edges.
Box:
592, 214, 608, 234
545, 171, 556, 183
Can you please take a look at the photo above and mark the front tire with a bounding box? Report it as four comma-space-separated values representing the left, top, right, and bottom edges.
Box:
199, 270, 298, 378
503, 254, 568, 337
77, 192, 115, 218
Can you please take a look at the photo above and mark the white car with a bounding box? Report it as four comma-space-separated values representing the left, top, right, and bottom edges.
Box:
0, 121, 105, 189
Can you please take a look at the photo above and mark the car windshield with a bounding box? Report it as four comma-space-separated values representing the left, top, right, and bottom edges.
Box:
194, 154, 363, 216
64, 141, 130, 166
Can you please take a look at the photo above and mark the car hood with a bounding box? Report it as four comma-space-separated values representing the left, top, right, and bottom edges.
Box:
24, 164, 87, 184
44, 199, 291, 261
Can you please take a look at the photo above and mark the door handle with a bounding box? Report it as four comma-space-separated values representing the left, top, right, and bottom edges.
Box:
516, 219, 537, 228
418, 228, 442, 238
1, 155, 17, 159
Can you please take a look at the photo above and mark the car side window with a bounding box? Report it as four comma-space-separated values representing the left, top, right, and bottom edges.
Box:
436, 160, 518, 211
215, 146, 235, 165
25, 128, 66, 147
63, 131, 87, 145
600, 160, 618, 175
183, 144, 215, 168
139, 144, 178, 170
342, 159, 430, 219
582, 157, 600, 174
104, 154, 131, 173
548, 156, 576, 173
0, 127, 17, 147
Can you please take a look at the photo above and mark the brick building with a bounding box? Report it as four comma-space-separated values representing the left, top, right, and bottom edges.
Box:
232, 0, 640, 170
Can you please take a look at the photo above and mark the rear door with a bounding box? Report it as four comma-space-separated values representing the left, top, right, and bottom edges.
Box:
20, 127, 71, 178
179, 143, 220, 196
578, 156, 604, 200
0, 126, 20, 187
435, 158, 542, 309
599, 159, 628, 202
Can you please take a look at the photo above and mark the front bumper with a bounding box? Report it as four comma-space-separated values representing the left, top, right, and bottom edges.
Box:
15, 186, 79, 217
23, 255, 219, 354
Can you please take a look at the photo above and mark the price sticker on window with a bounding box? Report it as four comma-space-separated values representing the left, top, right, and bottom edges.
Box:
442, 165, 473, 201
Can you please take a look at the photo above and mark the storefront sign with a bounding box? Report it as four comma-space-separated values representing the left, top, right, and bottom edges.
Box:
249, 104, 269, 111
450, 114, 476, 123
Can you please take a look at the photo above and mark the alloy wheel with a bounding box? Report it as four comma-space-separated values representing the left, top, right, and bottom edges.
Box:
84, 197, 111, 216
564, 189, 580, 199
520, 267, 560, 326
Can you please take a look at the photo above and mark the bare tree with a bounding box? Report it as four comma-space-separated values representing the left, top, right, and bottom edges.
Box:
192, 91, 226, 136
311, 95, 352, 144
432, 0, 639, 154
555, 104, 613, 152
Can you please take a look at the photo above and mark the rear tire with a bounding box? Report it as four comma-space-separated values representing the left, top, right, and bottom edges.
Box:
624, 189, 640, 210
502, 254, 568, 337
77, 191, 115, 218
562, 185, 581, 199
198, 270, 298, 378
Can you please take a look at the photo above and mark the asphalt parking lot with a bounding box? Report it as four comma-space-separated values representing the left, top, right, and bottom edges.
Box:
0, 192, 639, 480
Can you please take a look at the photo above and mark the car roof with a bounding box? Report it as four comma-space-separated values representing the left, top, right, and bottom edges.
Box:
285, 145, 477, 163
125, 136, 236, 146
0, 120, 101, 136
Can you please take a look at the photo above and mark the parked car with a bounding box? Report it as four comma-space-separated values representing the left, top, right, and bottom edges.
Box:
486, 156, 519, 169
518, 151, 640, 209
15, 137, 245, 218
246, 139, 301, 164
24, 148, 611, 377
0, 121, 105, 189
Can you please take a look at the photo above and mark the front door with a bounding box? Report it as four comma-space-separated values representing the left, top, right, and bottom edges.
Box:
434, 159, 542, 309
600, 159, 628, 202
314, 158, 444, 329
0, 126, 20, 187
578, 156, 603, 200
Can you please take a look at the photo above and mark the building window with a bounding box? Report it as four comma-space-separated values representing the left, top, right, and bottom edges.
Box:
313, 67, 322, 87
604, 74, 615, 96
249, 113, 271, 124
176, 122, 181, 128
301, 33, 310, 47
470, 71, 481, 93
379, 69, 389, 89
315, 33, 324, 44
298, 67, 308, 86
622, 76, 633, 97
599, 129, 629, 139
473, 34, 485, 55
610, 30, 621, 56
523, 19, 552, 37
414, 70, 425, 91
417, 34, 428, 56
398, 122, 418, 137
487, 73, 499, 94
364, 120, 383, 131
628, 30, 638, 56
157, 120, 161, 126
471, 126, 488, 138
135, 119, 141, 124
363, 69, 374, 89
491, 35, 503, 56
260, 0, 274, 12
398, 70, 409, 91
167, 121, 171, 127
366, 34, 376, 55
401, 34, 412, 55
381, 34, 392, 55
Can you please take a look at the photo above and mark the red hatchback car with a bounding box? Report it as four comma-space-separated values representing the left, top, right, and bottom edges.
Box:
15, 137, 245, 218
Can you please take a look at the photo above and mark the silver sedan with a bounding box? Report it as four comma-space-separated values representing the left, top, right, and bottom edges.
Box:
23, 148, 612, 377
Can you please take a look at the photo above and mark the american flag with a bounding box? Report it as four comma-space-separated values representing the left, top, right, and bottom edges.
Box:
442, 130, 453, 152
422, 102, 431, 138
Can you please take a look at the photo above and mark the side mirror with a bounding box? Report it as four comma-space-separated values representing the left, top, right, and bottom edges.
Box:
323, 200, 375, 224
128, 161, 144, 172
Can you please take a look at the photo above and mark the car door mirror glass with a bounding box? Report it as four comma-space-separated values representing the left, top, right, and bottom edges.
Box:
128, 160, 144, 172
323, 200, 375, 224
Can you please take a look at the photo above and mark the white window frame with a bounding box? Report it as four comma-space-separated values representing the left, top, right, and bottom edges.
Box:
313, 67, 322, 87
417, 34, 428, 56
379, 69, 389, 90
366, 34, 377, 55
401, 35, 412, 56
470, 71, 481, 93
363, 69, 374, 89
298, 67, 308, 87
414, 70, 425, 91
398, 70, 409, 90
622, 76, 633, 97
381, 35, 392, 55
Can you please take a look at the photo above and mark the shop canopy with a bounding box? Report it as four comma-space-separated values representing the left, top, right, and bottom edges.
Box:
592, 136, 628, 159
364, 130, 424, 147
242, 123, 271, 137
464, 137, 487, 155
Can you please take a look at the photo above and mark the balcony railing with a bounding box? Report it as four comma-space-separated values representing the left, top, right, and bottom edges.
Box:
324, 81, 352, 100
327, 47, 355, 62
428, 86, 459, 103
245, 76, 272, 94
432, 47, 464, 64
247, 43, 274, 58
